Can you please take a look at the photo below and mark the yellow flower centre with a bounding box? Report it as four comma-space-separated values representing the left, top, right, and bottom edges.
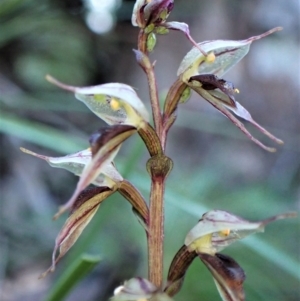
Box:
205, 52, 216, 63
219, 229, 231, 237
188, 233, 214, 254
110, 98, 121, 111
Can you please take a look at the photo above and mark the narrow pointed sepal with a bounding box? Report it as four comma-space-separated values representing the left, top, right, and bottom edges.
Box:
118, 179, 149, 224
53, 125, 136, 219
20, 147, 122, 187
164, 245, 197, 297
138, 121, 163, 156
40, 187, 114, 278
162, 80, 190, 137
185, 210, 296, 255
163, 22, 207, 56
199, 253, 246, 301
163, 79, 189, 118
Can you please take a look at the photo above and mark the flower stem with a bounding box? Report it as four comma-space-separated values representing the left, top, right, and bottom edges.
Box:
146, 155, 173, 288
147, 176, 165, 287
138, 29, 173, 289
138, 30, 163, 142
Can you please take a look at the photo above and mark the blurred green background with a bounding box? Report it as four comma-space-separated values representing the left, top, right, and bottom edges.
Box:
0, 0, 299, 300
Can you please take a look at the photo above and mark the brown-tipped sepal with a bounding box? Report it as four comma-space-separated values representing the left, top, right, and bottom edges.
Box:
89, 125, 136, 156
118, 179, 149, 224
53, 125, 136, 219
199, 253, 246, 301
164, 245, 197, 297
163, 79, 189, 118
40, 187, 114, 278
138, 121, 163, 157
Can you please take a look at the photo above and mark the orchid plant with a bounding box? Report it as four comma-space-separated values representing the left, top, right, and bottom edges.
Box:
21, 1, 296, 300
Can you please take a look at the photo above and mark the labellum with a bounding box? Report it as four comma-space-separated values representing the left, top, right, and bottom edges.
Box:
188, 73, 284, 151
199, 253, 246, 301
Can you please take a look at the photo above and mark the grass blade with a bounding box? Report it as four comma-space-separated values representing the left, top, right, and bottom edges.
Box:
44, 254, 101, 301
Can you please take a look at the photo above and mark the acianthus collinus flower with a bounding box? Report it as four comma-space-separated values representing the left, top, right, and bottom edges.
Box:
177, 27, 284, 152
20, 1, 295, 299
184, 210, 296, 254
164, 210, 296, 301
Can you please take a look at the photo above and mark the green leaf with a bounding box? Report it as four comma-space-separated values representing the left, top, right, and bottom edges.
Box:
44, 254, 101, 301
0, 111, 86, 153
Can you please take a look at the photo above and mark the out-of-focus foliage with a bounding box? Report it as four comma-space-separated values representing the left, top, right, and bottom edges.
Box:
0, 0, 299, 301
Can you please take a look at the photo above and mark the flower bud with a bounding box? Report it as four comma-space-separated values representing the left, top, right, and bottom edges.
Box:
132, 0, 174, 28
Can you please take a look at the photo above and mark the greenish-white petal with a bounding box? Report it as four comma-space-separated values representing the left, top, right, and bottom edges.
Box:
20, 147, 123, 186
177, 27, 282, 81
46, 76, 149, 127
185, 210, 295, 254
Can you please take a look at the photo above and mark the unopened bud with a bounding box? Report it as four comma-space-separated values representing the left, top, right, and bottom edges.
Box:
147, 32, 157, 52
132, 0, 174, 28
